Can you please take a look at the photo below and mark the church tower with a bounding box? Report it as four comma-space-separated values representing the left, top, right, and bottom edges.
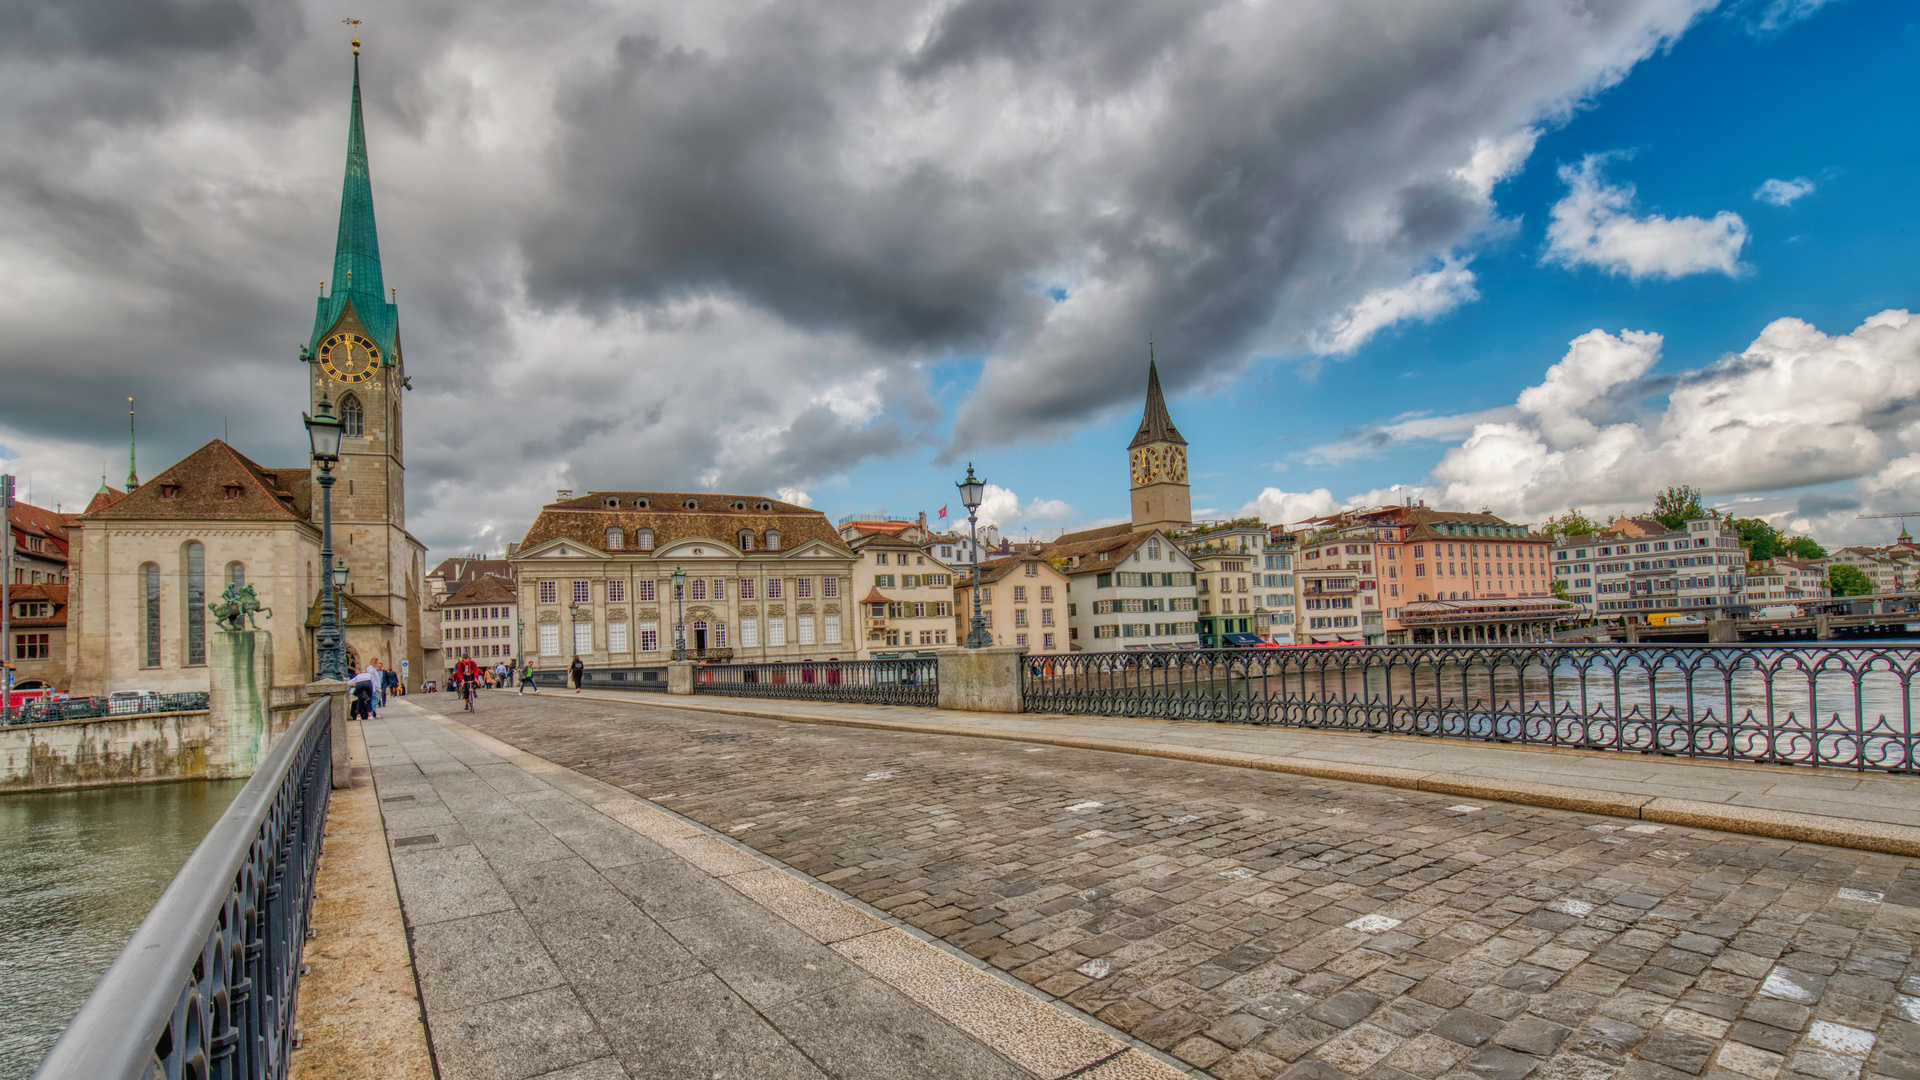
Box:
1128, 346, 1192, 533
306, 40, 424, 680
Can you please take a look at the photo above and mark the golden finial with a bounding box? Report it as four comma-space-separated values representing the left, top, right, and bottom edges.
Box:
319, 280, 325, 296
346, 269, 353, 286
342, 18, 361, 53
391, 286, 397, 302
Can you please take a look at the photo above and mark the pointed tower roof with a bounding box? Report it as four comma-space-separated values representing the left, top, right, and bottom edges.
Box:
309, 48, 401, 366
1128, 345, 1187, 450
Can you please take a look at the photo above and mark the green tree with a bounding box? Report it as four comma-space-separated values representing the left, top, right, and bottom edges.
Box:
1728, 517, 1784, 560
1828, 564, 1874, 597
1652, 485, 1706, 530
1540, 509, 1599, 538
1781, 536, 1827, 559
1550, 578, 1572, 601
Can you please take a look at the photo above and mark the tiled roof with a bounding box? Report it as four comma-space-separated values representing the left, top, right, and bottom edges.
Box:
850, 532, 925, 551
444, 575, 516, 607
8, 583, 68, 628
304, 588, 398, 628
78, 441, 314, 528
1128, 359, 1187, 449
1040, 527, 1161, 574
961, 555, 1060, 587
83, 485, 127, 515
1049, 522, 1132, 547
429, 557, 513, 584
518, 491, 851, 556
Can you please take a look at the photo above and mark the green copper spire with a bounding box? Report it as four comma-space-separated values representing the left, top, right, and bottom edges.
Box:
126, 396, 138, 490
309, 46, 400, 366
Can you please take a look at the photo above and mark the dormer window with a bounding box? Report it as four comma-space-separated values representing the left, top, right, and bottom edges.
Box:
635, 528, 654, 551
224, 484, 241, 500
606, 528, 623, 550
605, 496, 620, 508
757, 501, 772, 511
160, 484, 179, 500
684, 498, 699, 510
737, 530, 755, 551
765, 530, 781, 551
732, 500, 747, 510
636, 497, 649, 508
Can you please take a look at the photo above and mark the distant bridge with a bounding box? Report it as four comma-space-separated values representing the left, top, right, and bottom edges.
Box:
1556, 592, 1920, 643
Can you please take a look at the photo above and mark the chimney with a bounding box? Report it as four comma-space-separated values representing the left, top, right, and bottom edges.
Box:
557, 489, 573, 501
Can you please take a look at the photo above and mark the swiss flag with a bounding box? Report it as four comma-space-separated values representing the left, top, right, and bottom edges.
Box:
938, 506, 948, 519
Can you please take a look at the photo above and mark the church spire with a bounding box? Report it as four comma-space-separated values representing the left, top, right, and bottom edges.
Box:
126, 396, 138, 490
1128, 340, 1187, 450
308, 42, 400, 365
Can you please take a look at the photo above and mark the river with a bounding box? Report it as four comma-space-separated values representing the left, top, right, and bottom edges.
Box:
0, 779, 241, 1079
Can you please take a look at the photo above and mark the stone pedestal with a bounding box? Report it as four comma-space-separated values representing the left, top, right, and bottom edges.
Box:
667, 661, 695, 696
937, 646, 1027, 714
1709, 618, 1740, 644
208, 631, 273, 779
306, 679, 351, 789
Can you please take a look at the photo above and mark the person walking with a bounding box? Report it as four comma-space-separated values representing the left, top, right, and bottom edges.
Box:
348, 665, 376, 721
519, 659, 538, 694
569, 654, 585, 693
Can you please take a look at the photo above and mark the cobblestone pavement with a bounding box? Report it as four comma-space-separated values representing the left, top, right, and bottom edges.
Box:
425, 692, 1920, 1080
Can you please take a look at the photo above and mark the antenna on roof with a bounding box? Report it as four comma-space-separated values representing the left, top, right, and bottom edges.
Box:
126, 397, 138, 490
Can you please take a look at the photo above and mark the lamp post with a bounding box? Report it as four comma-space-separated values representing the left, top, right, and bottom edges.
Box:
305, 397, 347, 681
956, 464, 992, 649
671, 566, 687, 660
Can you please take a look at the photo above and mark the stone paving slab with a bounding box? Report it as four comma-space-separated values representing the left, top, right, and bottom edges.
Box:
362, 700, 1185, 1080
429, 692, 1920, 1080
540, 690, 1920, 849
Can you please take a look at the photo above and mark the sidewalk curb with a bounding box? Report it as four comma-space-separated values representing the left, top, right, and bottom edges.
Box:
554, 691, 1920, 859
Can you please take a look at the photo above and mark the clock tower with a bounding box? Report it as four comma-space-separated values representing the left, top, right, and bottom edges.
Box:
1128, 346, 1192, 533
304, 41, 425, 683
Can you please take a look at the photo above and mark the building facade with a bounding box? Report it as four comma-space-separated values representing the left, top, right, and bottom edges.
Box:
1043, 525, 1200, 652
8, 501, 71, 586
509, 491, 857, 668
1552, 516, 1749, 621
848, 533, 957, 655
9, 584, 69, 691
1824, 547, 1904, 594
1747, 558, 1830, 608
1175, 522, 1272, 647
1260, 533, 1297, 644
440, 574, 517, 668
954, 556, 1070, 654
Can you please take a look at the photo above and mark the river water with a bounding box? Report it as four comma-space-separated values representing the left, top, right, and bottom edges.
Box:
0, 780, 241, 1079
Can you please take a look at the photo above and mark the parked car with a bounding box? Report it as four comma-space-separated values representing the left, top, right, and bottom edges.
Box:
108, 690, 163, 714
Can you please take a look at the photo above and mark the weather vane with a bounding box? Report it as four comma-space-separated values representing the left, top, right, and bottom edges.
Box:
343, 17, 361, 54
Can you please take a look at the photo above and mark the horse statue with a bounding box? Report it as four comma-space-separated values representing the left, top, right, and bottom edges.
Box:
209, 582, 272, 632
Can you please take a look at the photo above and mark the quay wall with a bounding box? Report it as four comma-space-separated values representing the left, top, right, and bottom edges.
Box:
0, 696, 306, 793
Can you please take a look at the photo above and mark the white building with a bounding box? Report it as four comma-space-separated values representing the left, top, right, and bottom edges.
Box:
1042, 525, 1200, 651
848, 532, 957, 656
1553, 516, 1749, 620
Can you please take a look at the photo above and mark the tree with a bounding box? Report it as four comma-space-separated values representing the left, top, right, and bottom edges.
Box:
1829, 564, 1874, 597
1652, 485, 1705, 530
1540, 509, 1599, 538
1781, 536, 1827, 559
1728, 517, 1784, 560
1550, 578, 1572, 601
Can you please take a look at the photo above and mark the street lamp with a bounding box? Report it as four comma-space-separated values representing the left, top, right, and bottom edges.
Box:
305, 396, 347, 681
671, 566, 687, 660
956, 464, 992, 649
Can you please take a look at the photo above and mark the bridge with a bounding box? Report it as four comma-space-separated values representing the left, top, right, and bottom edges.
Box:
1555, 592, 1920, 643
25, 645, 1920, 1080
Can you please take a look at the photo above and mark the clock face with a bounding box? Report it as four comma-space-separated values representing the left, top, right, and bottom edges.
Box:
317, 332, 381, 384
1166, 448, 1187, 483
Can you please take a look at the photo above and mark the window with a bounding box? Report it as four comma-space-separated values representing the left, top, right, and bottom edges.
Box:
341, 393, 364, 437
608, 622, 629, 652
738, 530, 755, 551
1095, 625, 1118, 639
228, 562, 245, 587
571, 580, 590, 604
15, 633, 49, 659
1039, 586, 1053, 602
765, 530, 781, 551
767, 578, 783, 599
689, 579, 707, 601
636, 529, 655, 551
631, 579, 653, 602
185, 543, 206, 666
739, 618, 757, 648
714, 621, 727, 647
606, 579, 626, 603
539, 624, 560, 656
540, 580, 558, 603
824, 614, 841, 644
606, 528, 623, 550
902, 575, 920, 588
875, 575, 895, 588
739, 578, 755, 600
573, 622, 593, 654
711, 578, 726, 600
1025, 563, 1039, 576
768, 617, 786, 647
797, 578, 813, 599
1014, 609, 1028, 627
823, 577, 838, 597
798, 616, 816, 646
1146, 541, 1160, 560
1016, 634, 1029, 647
1041, 609, 1054, 625
875, 553, 889, 565
1042, 633, 1055, 649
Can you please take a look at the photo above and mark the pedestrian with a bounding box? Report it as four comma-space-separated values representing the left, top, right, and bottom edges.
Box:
384, 664, 400, 704
570, 654, 585, 693
519, 659, 539, 694
369, 659, 387, 710
348, 665, 376, 720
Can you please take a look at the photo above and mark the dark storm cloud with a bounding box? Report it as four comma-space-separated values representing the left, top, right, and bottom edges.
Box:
0, 0, 1716, 551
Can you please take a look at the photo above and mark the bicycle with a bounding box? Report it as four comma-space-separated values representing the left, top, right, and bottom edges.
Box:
462, 678, 478, 712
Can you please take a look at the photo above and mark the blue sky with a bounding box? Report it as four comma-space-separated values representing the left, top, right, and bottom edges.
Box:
824, 0, 1920, 543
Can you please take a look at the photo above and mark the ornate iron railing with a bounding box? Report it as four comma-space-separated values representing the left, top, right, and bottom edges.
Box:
695, 659, 938, 706
33, 697, 333, 1079
5, 691, 211, 726
1023, 645, 1920, 771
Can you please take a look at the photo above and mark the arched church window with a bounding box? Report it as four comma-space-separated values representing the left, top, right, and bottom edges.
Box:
143, 563, 161, 667
635, 529, 654, 551
185, 542, 206, 665
341, 394, 364, 437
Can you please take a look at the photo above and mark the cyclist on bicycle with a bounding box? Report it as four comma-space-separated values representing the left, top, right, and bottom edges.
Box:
453, 656, 482, 711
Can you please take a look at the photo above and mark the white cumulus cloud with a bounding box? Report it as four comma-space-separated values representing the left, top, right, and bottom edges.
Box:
1544, 156, 1748, 279
1311, 258, 1481, 356
975, 484, 1074, 534
1754, 177, 1815, 207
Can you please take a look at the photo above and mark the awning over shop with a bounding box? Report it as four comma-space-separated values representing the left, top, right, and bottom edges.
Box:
1222, 633, 1264, 647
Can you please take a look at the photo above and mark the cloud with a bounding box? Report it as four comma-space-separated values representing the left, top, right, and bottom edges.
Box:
1423, 309, 1920, 522
975, 483, 1074, 534
1754, 177, 1815, 206
1310, 258, 1481, 356
1544, 156, 1749, 279
1296, 406, 1521, 466
1749, 0, 1837, 33
0, 0, 1718, 553
1236, 484, 1440, 526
